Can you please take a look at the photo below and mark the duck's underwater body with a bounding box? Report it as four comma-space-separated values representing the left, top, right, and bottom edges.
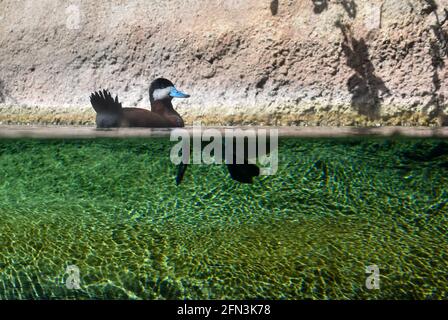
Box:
176, 138, 263, 185
176, 157, 260, 185
89, 78, 260, 184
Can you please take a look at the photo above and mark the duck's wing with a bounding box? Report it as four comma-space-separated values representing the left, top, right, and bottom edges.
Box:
90, 89, 122, 114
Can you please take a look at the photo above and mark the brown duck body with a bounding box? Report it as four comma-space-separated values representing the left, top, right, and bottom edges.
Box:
120, 101, 184, 128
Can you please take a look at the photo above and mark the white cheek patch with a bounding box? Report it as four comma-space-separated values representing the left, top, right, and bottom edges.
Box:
153, 87, 173, 101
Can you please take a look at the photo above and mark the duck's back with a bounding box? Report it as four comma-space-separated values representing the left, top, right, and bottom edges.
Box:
121, 108, 168, 127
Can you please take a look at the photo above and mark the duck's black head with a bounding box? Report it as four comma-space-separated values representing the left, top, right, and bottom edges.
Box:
149, 78, 190, 103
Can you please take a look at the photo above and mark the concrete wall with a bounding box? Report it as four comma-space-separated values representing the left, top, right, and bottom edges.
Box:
1, 0, 448, 126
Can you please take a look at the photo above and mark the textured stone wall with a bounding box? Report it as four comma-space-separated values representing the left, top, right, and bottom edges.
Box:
1, 0, 448, 126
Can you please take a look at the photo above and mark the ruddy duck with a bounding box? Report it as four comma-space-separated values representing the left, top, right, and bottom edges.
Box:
90, 78, 190, 128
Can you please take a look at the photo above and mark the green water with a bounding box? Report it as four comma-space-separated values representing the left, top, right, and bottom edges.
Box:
0, 137, 447, 300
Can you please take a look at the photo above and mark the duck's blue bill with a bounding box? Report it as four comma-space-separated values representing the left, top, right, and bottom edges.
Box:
170, 87, 190, 98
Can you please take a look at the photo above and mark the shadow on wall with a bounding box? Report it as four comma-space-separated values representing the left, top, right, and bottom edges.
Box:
423, 0, 448, 125
340, 0, 357, 19
0, 79, 18, 105
336, 22, 389, 120
311, 0, 357, 18
312, 0, 328, 14
0, 80, 6, 104
270, 0, 279, 16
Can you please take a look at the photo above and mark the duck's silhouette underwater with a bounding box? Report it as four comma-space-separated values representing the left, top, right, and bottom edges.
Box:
89, 77, 260, 184
176, 145, 261, 185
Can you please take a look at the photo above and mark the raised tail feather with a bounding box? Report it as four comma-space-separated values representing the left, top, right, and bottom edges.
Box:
90, 90, 123, 128
90, 89, 122, 114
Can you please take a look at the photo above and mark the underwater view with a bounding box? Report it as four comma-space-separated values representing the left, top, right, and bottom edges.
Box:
0, 136, 447, 300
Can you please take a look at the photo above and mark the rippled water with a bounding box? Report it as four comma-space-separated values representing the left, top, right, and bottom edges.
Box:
0, 137, 447, 299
